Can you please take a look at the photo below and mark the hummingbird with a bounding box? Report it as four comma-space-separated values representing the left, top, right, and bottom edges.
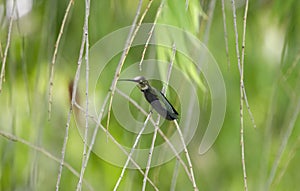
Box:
119, 76, 179, 120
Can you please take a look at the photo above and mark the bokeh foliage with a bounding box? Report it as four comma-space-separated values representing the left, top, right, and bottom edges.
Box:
1, 0, 300, 190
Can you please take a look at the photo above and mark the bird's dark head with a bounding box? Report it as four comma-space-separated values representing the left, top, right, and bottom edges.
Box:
119, 76, 150, 91
133, 76, 149, 91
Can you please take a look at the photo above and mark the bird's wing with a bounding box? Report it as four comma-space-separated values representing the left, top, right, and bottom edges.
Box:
158, 91, 179, 115
144, 87, 179, 120
150, 99, 169, 118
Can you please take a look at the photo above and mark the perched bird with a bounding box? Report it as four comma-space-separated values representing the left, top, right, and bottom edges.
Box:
119, 76, 179, 120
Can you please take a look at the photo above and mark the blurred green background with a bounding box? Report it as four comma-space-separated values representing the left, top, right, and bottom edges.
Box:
1, 0, 300, 190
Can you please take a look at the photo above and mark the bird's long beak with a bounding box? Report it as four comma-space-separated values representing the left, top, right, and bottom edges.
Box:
119, 76, 145, 83
118, 78, 139, 83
